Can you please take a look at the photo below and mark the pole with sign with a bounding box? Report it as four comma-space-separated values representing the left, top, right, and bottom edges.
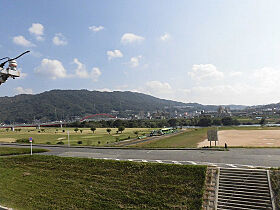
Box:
29, 137, 33, 155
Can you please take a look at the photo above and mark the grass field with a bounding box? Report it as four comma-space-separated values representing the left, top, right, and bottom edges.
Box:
270, 169, 280, 209
0, 127, 154, 146
0, 155, 206, 209
135, 128, 208, 148
134, 126, 280, 148
0, 147, 48, 156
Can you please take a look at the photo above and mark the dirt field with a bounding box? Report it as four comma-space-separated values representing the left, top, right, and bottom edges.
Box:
198, 130, 280, 147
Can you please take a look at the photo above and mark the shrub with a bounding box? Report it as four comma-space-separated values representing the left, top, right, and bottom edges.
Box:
16, 138, 34, 143
46, 142, 51, 145
77, 140, 83, 144
57, 141, 64, 145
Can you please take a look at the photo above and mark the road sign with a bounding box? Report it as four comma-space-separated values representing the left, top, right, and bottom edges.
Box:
29, 137, 33, 142
207, 129, 218, 141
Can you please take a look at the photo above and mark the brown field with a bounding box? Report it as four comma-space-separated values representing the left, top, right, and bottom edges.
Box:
198, 130, 280, 147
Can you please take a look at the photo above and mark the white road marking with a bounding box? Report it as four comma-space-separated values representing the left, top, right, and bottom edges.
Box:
244, 165, 255, 168
208, 163, 218, 167
226, 164, 237, 168
172, 161, 182, 165
97, 158, 268, 169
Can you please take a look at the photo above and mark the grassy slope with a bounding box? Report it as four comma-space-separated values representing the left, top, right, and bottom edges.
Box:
270, 169, 280, 209
0, 147, 47, 156
0, 155, 206, 210
0, 127, 154, 146
135, 128, 208, 148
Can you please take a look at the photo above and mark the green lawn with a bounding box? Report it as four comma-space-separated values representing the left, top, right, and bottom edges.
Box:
270, 169, 280, 210
135, 128, 208, 148
0, 147, 48, 156
0, 127, 154, 146
0, 155, 206, 209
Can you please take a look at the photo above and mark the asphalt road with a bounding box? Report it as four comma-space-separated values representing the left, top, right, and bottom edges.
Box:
1, 143, 279, 169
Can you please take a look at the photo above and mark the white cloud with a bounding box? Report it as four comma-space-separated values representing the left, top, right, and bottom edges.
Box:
121, 33, 144, 44
34, 58, 67, 79
229, 71, 243, 77
129, 55, 142, 68
29, 23, 44, 41
107, 50, 123, 60
72, 58, 101, 82
53, 33, 67, 46
15, 87, 33, 95
160, 33, 171, 41
73, 58, 88, 78
90, 67, 101, 82
13, 36, 35, 47
188, 64, 224, 82
89, 25, 104, 32
145, 81, 173, 95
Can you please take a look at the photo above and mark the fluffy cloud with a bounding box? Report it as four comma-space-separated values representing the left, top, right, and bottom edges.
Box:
121, 33, 144, 44
90, 67, 101, 82
160, 33, 171, 41
89, 25, 104, 32
13, 36, 35, 47
129, 55, 142, 68
73, 58, 101, 82
34, 59, 67, 79
145, 81, 172, 95
188, 64, 224, 82
73, 58, 88, 78
29, 23, 44, 41
15, 87, 33, 95
229, 71, 243, 77
107, 50, 123, 60
53, 33, 67, 46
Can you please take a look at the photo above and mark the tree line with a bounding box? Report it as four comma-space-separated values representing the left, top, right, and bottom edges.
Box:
68, 116, 243, 128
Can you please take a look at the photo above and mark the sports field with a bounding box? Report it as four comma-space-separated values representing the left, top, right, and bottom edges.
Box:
198, 130, 280, 147
0, 127, 154, 146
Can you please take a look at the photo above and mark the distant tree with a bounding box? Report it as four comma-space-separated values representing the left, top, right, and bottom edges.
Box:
106, 128, 111, 134
113, 119, 122, 128
197, 117, 212, 127
74, 128, 79, 133
118, 126, 125, 133
212, 118, 222, 126
80, 130, 83, 133
98, 141, 101, 144
168, 119, 178, 128
221, 117, 234, 126
90, 127, 96, 134
259, 117, 266, 126
134, 131, 139, 136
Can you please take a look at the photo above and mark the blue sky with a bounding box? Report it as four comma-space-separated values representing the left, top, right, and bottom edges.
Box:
1, 0, 280, 105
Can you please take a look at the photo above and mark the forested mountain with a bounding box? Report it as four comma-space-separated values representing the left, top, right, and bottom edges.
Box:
0, 89, 193, 123
0, 89, 251, 124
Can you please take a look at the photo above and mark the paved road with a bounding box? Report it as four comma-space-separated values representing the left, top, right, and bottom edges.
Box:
1, 143, 279, 169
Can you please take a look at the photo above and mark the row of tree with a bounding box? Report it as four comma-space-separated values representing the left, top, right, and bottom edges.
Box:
68, 116, 247, 128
